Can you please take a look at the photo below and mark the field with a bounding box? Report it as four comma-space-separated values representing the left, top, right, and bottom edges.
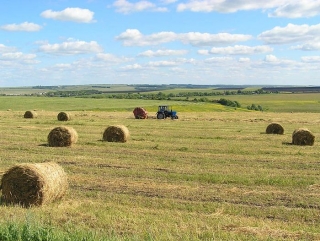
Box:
0, 94, 320, 240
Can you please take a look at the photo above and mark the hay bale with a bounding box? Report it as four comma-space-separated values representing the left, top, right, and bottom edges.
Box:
292, 128, 315, 146
24, 111, 37, 119
57, 112, 71, 121
0, 162, 68, 207
103, 125, 130, 143
47, 126, 78, 147
133, 107, 148, 119
266, 123, 284, 134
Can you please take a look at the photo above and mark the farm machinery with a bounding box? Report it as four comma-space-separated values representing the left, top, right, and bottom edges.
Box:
156, 105, 178, 119
133, 107, 148, 119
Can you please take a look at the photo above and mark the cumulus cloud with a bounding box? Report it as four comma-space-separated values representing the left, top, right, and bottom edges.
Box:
138, 49, 188, 57
121, 63, 143, 70
38, 40, 103, 55
176, 0, 320, 18
238, 57, 250, 62
301, 56, 320, 62
40, 8, 95, 23
292, 42, 320, 51
179, 32, 252, 46
264, 54, 279, 62
116, 29, 251, 46
0, 22, 42, 32
269, 0, 320, 18
113, 0, 167, 14
0, 52, 38, 64
204, 56, 234, 63
116, 29, 176, 46
198, 45, 273, 55
177, 1, 282, 13
258, 23, 320, 44
0, 44, 16, 53
147, 60, 179, 67
95, 53, 132, 62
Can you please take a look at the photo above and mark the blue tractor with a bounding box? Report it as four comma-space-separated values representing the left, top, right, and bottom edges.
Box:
156, 105, 178, 119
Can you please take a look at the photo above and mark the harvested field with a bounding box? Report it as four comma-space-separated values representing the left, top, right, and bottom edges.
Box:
0, 109, 320, 240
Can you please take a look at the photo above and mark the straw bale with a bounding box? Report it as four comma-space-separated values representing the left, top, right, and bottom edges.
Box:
0, 162, 68, 207
292, 128, 315, 146
47, 126, 78, 147
57, 112, 71, 121
266, 123, 284, 134
103, 125, 130, 142
24, 111, 37, 119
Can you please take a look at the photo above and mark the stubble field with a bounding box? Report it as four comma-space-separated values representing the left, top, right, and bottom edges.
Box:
0, 96, 320, 240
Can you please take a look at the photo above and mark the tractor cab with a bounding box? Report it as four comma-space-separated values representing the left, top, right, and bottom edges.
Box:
156, 105, 178, 119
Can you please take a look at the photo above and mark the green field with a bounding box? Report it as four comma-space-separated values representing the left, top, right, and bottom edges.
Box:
0, 95, 320, 240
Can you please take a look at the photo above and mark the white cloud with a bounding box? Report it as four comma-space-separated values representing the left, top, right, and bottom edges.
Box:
177, 1, 283, 13
0, 22, 42, 32
292, 42, 320, 51
161, 0, 178, 4
138, 49, 188, 57
113, 0, 167, 14
264, 54, 279, 62
116, 29, 176, 46
116, 29, 251, 46
258, 23, 320, 44
95, 53, 133, 62
0, 52, 38, 64
176, 0, 320, 18
199, 45, 273, 55
269, 0, 320, 18
0, 44, 16, 53
41, 8, 95, 23
121, 64, 143, 70
301, 56, 320, 62
179, 32, 252, 46
148, 60, 179, 67
204, 57, 234, 63
38, 40, 103, 55
238, 57, 250, 62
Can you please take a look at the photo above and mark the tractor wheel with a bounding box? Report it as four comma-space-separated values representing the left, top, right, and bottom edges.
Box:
175, 115, 179, 119
157, 113, 165, 119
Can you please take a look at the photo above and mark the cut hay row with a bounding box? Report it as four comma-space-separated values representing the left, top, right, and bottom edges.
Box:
0, 162, 68, 207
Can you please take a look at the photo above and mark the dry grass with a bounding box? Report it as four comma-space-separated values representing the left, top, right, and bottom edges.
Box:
0, 110, 320, 240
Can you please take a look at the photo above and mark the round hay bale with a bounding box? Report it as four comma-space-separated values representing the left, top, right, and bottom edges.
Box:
292, 128, 315, 146
133, 107, 148, 119
24, 111, 37, 119
57, 112, 71, 121
103, 125, 130, 143
0, 162, 68, 207
47, 126, 78, 147
266, 123, 284, 134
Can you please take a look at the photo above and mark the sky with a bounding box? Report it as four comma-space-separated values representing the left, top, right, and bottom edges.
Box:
1, 0, 320, 87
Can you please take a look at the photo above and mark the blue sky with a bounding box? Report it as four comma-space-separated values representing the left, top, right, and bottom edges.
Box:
1, 0, 320, 87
